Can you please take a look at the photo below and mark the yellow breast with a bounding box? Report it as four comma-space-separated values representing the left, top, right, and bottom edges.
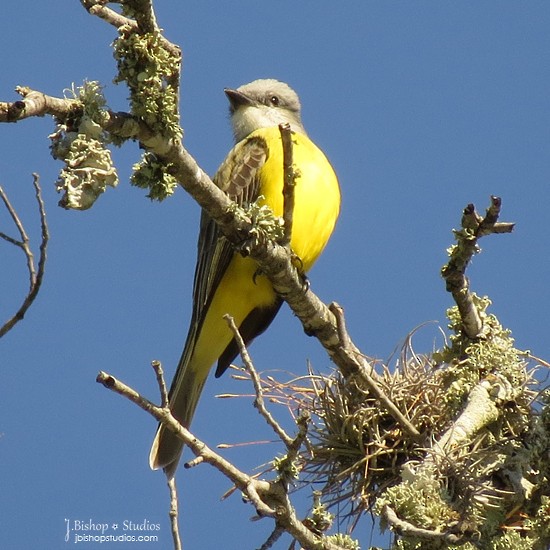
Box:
253, 126, 341, 271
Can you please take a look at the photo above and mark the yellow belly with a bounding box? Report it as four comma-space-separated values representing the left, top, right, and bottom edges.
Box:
190, 253, 276, 369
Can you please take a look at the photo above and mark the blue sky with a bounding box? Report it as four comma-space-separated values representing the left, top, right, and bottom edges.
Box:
1, 2, 549, 549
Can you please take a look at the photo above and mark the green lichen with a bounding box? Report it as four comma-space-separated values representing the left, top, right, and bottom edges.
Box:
376, 471, 459, 533
486, 530, 536, 550
228, 195, 285, 245
113, 27, 180, 139
307, 492, 334, 534
432, 294, 528, 414
76, 80, 110, 128
394, 530, 536, 550
325, 533, 361, 549
50, 81, 118, 210
131, 152, 178, 201
55, 135, 118, 210
524, 495, 550, 548
272, 453, 301, 482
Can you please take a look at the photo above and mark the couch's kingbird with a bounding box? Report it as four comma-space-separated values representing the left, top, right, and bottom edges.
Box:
150, 79, 341, 477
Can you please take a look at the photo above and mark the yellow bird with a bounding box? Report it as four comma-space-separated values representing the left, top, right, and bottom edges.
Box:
150, 79, 341, 477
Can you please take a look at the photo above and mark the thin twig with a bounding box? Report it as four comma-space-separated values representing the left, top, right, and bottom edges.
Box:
81, 0, 136, 29
151, 360, 169, 408
258, 525, 285, 550
224, 314, 294, 447
329, 302, 351, 351
183, 455, 204, 469
280, 122, 296, 247
0, 174, 49, 338
96, 370, 272, 500
0, 183, 30, 253
34, 173, 48, 287
284, 412, 310, 470
245, 481, 277, 518
167, 476, 182, 550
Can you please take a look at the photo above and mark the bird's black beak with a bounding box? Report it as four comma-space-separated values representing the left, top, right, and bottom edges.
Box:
224, 88, 254, 111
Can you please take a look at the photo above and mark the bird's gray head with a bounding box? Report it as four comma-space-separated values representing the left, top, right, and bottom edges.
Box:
224, 79, 306, 142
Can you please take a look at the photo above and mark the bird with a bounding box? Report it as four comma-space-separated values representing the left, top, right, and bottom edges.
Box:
149, 79, 341, 477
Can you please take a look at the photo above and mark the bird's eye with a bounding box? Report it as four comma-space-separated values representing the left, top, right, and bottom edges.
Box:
269, 95, 280, 106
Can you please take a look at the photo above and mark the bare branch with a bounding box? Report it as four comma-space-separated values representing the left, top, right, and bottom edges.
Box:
441, 196, 514, 339
151, 360, 169, 408
0, 184, 30, 252
96, 369, 271, 494
0, 87, 79, 123
166, 476, 182, 550
280, 122, 296, 247
258, 525, 284, 550
224, 314, 294, 447
0, 174, 49, 337
80, 1, 136, 29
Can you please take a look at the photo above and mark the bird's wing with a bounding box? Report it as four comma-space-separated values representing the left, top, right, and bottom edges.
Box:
190, 135, 269, 340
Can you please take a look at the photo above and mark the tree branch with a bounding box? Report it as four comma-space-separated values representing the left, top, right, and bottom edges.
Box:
80, 0, 136, 30
0, 87, 79, 123
280, 122, 296, 247
383, 505, 461, 544
224, 314, 295, 447
0, 84, 380, 401
0, 174, 49, 337
166, 477, 182, 550
441, 196, 514, 339
0, 83, 383, 409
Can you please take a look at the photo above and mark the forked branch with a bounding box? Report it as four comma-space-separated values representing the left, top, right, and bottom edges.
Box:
0, 174, 48, 337
441, 196, 514, 338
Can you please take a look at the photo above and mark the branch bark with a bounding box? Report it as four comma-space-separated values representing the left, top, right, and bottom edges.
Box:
0, 174, 48, 337
280, 122, 296, 247
441, 196, 514, 339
